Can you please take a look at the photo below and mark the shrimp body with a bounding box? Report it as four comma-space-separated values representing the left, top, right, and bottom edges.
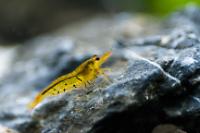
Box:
28, 51, 112, 109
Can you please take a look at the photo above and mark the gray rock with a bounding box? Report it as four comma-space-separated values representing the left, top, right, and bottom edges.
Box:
1, 5, 200, 133
0, 125, 19, 133
30, 54, 180, 133
152, 124, 187, 133
112, 6, 200, 133
167, 46, 200, 81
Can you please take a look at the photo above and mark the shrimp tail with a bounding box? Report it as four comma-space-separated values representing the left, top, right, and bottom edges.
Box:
27, 94, 42, 109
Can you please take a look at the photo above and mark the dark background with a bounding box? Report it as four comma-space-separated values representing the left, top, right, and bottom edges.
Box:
0, 0, 199, 42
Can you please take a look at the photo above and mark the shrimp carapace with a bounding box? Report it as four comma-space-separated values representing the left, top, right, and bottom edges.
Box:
28, 51, 112, 109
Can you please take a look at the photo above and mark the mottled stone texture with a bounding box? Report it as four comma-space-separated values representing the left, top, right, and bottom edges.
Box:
1, 6, 200, 133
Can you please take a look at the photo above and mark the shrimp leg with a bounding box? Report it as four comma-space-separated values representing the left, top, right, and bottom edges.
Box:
99, 69, 112, 83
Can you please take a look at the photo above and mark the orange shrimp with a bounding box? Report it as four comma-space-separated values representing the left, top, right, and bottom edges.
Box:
28, 51, 112, 109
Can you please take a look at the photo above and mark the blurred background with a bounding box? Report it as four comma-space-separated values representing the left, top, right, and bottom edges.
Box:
0, 1, 200, 132
0, 0, 199, 43
0, 0, 200, 89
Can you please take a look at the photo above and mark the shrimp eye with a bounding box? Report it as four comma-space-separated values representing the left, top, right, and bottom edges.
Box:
95, 57, 100, 61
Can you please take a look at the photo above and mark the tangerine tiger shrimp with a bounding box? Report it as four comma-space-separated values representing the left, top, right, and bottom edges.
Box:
28, 51, 112, 109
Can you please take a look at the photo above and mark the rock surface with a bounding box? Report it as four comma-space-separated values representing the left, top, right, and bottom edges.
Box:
0, 125, 19, 133
0, 6, 200, 133
152, 124, 187, 133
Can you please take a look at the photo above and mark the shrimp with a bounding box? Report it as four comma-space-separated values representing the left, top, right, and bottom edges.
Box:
28, 51, 112, 109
